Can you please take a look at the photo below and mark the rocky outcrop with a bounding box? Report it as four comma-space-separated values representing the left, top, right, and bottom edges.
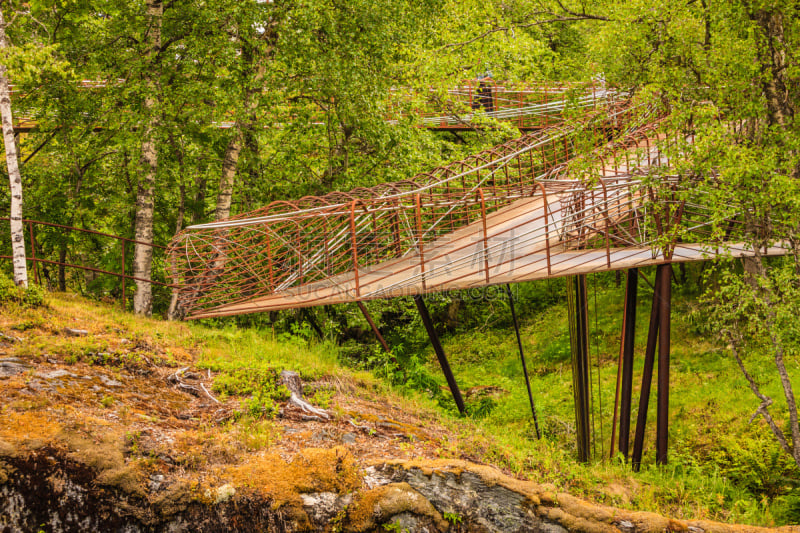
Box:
3, 450, 799, 533
0, 447, 293, 533
352, 460, 800, 533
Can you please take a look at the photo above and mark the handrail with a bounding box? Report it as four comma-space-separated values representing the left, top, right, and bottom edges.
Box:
0, 217, 173, 310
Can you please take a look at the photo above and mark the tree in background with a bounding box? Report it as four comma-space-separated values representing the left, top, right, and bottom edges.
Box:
131, 0, 164, 315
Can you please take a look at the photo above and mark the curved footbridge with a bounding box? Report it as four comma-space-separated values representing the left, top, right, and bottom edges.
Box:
169, 104, 786, 467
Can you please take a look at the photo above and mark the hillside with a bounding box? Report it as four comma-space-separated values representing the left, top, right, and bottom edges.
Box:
1, 289, 798, 532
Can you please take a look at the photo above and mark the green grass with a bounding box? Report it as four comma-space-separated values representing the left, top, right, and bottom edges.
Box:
183, 272, 799, 525
192, 324, 346, 380
410, 274, 800, 526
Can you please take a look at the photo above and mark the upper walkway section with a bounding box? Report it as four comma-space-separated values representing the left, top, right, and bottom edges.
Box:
9, 80, 618, 132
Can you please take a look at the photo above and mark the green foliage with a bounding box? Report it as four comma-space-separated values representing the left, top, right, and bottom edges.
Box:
443, 511, 462, 524
0, 275, 45, 308
465, 397, 497, 419
773, 489, 800, 524
366, 344, 442, 398
212, 368, 290, 419
709, 433, 798, 499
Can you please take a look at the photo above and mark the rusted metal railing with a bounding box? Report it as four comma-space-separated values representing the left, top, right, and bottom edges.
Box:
169, 99, 713, 318
1, 218, 171, 309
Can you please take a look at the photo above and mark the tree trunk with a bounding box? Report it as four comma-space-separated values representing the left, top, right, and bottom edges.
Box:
752, 8, 794, 127
215, 134, 242, 221
190, 175, 207, 226
0, 8, 27, 288
132, 0, 163, 316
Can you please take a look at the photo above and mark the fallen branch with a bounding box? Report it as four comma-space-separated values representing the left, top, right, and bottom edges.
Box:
167, 366, 220, 404
199, 382, 221, 404
348, 419, 372, 433
0, 332, 24, 343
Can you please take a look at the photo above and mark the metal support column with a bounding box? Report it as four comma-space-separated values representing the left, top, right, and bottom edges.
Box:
567, 275, 591, 462
504, 284, 541, 439
656, 264, 672, 465
618, 268, 638, 458
632, 266, 662, 471
413, 295, 466, 415
357, 301, 392, 354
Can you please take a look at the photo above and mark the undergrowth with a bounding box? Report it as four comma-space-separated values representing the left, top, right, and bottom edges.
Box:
0, 275, 45, 308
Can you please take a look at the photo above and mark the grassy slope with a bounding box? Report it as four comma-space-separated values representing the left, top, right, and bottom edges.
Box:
0, 293, 459, 518
1, 285, 798, 527
412, 272, 800, 526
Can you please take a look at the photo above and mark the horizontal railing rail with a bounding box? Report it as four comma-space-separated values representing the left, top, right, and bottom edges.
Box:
1, 218, 173, 309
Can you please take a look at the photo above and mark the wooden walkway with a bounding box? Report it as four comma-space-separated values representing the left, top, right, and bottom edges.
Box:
170, 107, 782, 320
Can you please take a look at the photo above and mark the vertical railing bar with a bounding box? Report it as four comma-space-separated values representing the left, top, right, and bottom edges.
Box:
28, 220, 39, 284
479, 188, 490, 283
538, 182, 552, 276
266, 228, 274, 292
600, 179, 611, 268
415, 193, 426, 291
350, 200, 360, 297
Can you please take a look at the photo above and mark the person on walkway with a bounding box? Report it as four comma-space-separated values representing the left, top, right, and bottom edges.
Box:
474, 72, 494, 114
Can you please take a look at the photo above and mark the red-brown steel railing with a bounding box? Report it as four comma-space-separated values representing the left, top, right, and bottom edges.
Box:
169, 100, 703, 318
0, 218, 172, 309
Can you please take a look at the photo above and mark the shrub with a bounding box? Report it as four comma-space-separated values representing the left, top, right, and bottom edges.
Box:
0, 274, 45, 308
212, 368, 290, 419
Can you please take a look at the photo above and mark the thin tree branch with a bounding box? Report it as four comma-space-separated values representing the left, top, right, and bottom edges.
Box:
725, 329, 793, 456
554, 0, 610, 21
442, 10, 610, 50
22, 128, 58, 165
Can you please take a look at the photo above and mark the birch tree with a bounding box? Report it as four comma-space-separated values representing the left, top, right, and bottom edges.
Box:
132, 0, 163, 316
0, 7, 26, 287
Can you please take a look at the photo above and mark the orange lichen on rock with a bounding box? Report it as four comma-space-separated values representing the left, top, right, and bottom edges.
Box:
0, 410, 62, 451
224, 446, 361, 509
344, 482, 448, 532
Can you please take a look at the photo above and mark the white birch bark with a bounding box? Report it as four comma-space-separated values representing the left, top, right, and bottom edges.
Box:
132, 0, 163, 315
0, 8, 27, 288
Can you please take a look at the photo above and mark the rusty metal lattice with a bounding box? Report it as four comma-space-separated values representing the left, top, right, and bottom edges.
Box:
167, 98, 780, 319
